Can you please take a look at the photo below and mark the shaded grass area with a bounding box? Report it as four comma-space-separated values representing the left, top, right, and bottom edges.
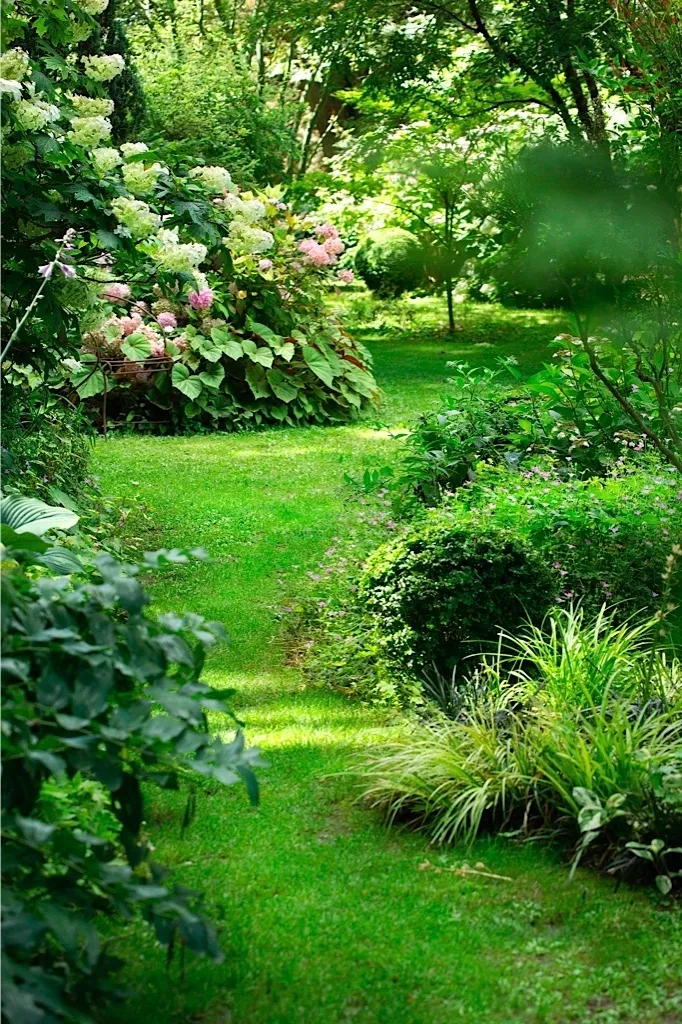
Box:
95, 302, 682, 1023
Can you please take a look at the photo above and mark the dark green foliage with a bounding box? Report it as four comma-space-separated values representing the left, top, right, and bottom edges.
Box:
1, 530, 261, 1024
449, 465, 682, 623
1, 398, 92, 499
354, 228, 425, 296
80, 0, 147, 142
360, 522, 555, 676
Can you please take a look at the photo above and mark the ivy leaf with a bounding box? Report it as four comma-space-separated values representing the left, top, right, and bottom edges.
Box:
121, 333, 152, 363
172, 363, 204, 400
266, 369, 298, 403
245, 362, 271, 399
199, 364, 225, 390
302, 345, 335, 387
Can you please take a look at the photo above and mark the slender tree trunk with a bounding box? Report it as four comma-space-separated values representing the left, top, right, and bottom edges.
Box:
445, 274, 455, 334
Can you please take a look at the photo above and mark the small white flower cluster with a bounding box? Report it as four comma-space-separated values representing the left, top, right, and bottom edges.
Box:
122, 160, 166, 196
111, 196, 161, 238
219, 193, 274, 254
68, 93, 114, 117
82, 53, 125, 82
146, 227, 208, 273
92, 146, 122, 176
188, 165, 233, 194
120, 141, 148, 159
67, 114, 112, 147
0, 48, 30, 82
77, 0, 109, 14
14, 97, 60, 131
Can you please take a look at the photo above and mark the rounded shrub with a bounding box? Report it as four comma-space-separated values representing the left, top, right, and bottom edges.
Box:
354, 228, 425, 296
359, 522, 555, 676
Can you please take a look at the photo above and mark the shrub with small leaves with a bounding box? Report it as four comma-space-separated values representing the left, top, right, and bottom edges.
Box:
1, 523, 261, 1024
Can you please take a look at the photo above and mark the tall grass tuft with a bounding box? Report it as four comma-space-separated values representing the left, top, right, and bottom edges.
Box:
360, 606, 682, 885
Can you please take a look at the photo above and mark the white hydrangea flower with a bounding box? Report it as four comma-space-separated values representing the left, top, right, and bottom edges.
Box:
92, 146, 122, 176
68, 93, 114, 117
188, 165, 233, 194
78, 0, 109, 13
226, 223, 274, 255
2, 140, 33, 168
0, 78, 23, 102
0, 48, 30, 82
149, 234, 208, 273
14, 98, 61, 131
67, 114, 112, 147
122, 160, 165, 196
238, 198, 266, 223
120, 141, 148, 159
82, 53, 125, 82
111, 196, 161, 238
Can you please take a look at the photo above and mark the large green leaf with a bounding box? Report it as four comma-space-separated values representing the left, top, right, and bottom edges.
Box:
0, 495, 79, 536
276, 341, 295, 362
250, 346, 274, 368
199, 364, 225, 390
211, 328, 243, 361
39, 546, 84, 575
246, 319, 282, 346
302, 345, 335, 387
121, 333, 152, 362
245, 362, 271, 399
172, 363, 204, 400
71, 361, 107, 399
266, 368, 298, 403
342, 362, 377, 398
193, 334, 223, 362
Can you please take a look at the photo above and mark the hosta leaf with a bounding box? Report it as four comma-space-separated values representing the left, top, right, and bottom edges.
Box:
266, 368, 298, 402
199, 364, 225, 389
172, 363, 204, 400
38, 546, 84, 575
121, 333, 152, 363
0, 495, 79, 536
245, 362, 271, 399
302, 345, 335, 387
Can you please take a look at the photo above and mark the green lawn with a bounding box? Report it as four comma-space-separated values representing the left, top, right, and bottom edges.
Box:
95, 301, 682, 1024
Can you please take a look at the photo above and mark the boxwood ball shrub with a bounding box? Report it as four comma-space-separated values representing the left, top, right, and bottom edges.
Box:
359, 523, 555, 676
354, 228, 425, 297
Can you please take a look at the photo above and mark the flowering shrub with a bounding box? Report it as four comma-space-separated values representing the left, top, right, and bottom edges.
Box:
1, 0, 377, 432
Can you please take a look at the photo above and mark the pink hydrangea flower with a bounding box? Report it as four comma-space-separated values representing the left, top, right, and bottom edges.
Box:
337, 269, 354, 284
316, 222, 339, 239
258, 258, 273, 272
149, 336, 166, 358
188, 288, 214, 311
323, 236, 345, 256
120, 314, 143, 336
156, 312, 177, 330
300, 240, 332, 267
102, 282, 131, 302
298, 238, 316, 254
173, 335, 188, 352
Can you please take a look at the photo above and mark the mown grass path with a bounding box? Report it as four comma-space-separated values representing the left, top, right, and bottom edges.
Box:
96, 303, 681, 1024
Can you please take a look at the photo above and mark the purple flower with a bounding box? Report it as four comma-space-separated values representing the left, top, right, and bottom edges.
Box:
57, 262, 77, 279
38, 263, 54, 279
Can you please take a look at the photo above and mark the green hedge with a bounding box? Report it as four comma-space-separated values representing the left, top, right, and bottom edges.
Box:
354, 228, 425, 296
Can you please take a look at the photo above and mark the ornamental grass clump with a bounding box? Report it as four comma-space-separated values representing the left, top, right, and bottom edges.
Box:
360, 606, 682, 890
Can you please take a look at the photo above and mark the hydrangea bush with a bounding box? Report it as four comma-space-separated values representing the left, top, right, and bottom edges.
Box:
1, 0, 377, 432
